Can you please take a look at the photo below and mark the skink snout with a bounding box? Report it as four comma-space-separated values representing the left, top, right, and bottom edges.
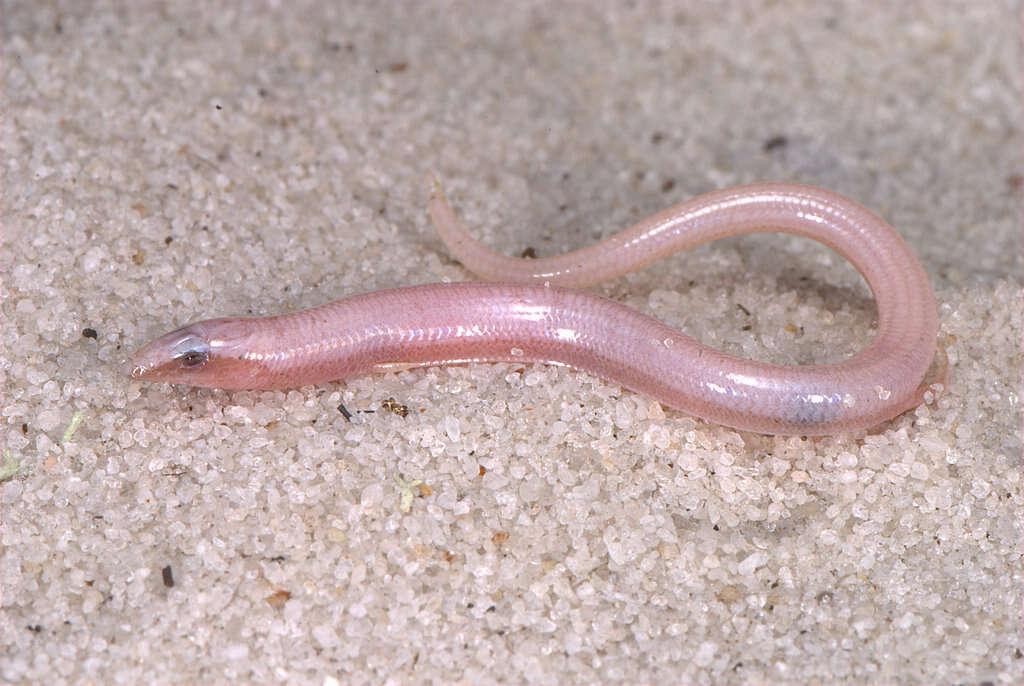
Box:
122, 327, 213, 382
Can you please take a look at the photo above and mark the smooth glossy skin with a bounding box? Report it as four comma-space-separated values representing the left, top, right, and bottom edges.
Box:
124, 178, 941, 435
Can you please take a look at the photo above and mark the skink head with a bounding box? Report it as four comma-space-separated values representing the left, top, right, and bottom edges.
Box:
122, 318, 264, 389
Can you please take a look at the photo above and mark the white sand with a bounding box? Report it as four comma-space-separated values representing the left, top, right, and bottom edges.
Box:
3, 2, 1021, 683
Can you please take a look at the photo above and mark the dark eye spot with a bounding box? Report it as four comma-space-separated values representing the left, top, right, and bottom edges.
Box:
177, 350, 208, 368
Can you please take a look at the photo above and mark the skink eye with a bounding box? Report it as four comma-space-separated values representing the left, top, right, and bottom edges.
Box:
176, 350, 209, 368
